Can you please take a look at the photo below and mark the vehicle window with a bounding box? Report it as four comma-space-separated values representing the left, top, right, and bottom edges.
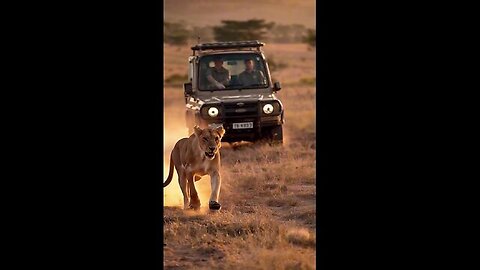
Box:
198, 54, 269, 91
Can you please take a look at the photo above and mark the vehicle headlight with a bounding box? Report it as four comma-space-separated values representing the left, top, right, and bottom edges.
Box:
208, 107, 219, 117
263, 104, 274, 114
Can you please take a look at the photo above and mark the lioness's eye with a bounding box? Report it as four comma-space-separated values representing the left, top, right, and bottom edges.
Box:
203, 137, 208, 141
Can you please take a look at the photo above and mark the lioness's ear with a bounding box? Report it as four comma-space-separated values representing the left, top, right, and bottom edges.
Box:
193, 125, 202, 137
215, 125, 225, 138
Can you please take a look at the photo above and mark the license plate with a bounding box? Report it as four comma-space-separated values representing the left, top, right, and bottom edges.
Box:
232, 122, 253, 129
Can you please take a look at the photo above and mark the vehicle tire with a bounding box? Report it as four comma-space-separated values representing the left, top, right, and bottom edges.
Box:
269, 125, 283, 146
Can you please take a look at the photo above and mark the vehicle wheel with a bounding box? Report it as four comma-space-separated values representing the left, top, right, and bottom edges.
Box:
269, 125, 283, 146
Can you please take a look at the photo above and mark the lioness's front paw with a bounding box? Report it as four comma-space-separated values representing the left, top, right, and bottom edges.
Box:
189, 202, 201, 211
209, 201, 221, 210
189, 205, 200, 211
189, 196, 201, 210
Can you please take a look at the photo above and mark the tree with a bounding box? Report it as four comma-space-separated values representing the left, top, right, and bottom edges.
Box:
303, 28, 316, 47
213, 19, 274, 42
164, 22, 190, 45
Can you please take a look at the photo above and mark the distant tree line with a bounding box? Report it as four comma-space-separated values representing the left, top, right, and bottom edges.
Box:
213, 19, 274, 41
163, 21, 190, 45
164, 19, 316, 46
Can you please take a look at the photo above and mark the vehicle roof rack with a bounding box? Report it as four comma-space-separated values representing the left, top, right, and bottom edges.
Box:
191, 40, 265, 54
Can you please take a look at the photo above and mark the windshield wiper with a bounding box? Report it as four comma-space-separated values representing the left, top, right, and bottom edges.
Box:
238, 83, 267, 90
224, 83, 267, 91
225, 84, 246, 90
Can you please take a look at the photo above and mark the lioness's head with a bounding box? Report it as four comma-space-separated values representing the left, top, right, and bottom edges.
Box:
194, 124, 225, 160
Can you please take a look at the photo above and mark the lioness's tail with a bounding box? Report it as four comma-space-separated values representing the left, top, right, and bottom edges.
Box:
163, 153, 175, 187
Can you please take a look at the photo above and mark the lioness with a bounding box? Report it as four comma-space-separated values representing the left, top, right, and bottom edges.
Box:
163, 124, 225, 210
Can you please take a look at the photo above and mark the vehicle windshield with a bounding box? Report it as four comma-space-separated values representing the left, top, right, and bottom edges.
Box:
198, 53, 269, 91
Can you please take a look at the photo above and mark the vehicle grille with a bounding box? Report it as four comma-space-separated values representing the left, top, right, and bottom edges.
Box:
223, 102, 258, 118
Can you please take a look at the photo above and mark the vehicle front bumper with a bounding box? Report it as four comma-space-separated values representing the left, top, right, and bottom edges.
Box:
200, 114, 283, 142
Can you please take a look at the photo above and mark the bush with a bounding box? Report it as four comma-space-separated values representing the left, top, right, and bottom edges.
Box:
299, 77, 316, 85
213, 19, 274, 42
303, 29, 316, 47
164, 22, 191, 45
164, 73, 188, 86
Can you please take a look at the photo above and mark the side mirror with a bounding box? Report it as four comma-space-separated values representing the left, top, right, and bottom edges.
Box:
184, 82, 193, 95
273, 81, 282, 91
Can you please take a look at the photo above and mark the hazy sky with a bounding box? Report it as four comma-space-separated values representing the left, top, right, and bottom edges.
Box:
164, 0, 315, 28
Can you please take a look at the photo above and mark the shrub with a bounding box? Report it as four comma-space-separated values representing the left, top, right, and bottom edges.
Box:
164, 73, 188, 86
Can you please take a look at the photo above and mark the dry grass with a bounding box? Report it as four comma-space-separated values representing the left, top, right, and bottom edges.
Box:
163, 42, 316, 269
164, 207, 315, 270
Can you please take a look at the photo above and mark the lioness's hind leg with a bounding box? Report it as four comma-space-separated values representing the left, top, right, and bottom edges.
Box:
171, 149, 189, 209
188, 173, 201, 210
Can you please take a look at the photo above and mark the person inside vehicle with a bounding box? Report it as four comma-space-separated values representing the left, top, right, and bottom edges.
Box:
238, 58, 266, 87
205, 57, 230, 89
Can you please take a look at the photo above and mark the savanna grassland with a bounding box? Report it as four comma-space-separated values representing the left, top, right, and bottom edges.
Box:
163, 43, 316, 269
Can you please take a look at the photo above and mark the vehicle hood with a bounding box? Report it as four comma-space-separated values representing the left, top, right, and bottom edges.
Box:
201, 94, 277, 104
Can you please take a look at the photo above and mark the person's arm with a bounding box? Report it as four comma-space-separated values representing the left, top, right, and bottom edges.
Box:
205, 69, 218, 84
238, 72, 245, 85
220, 70, 231, 85
206, 69, 225, 89
255, 70, 266, 85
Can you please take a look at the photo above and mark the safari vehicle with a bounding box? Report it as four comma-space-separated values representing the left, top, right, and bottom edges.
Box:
183, 40, 284, 144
